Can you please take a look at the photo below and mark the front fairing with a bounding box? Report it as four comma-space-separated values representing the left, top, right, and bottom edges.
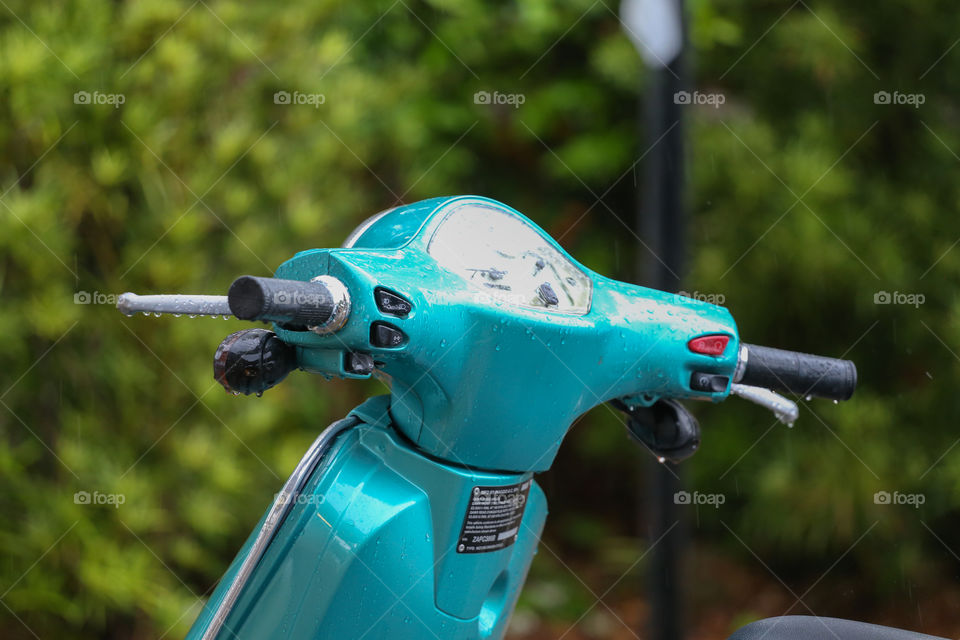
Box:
272, 196, 738, 471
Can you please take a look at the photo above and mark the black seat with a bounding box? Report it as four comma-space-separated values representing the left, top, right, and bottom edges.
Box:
729, 616, 947, 640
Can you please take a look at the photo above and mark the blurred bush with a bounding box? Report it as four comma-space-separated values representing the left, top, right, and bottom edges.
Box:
0, 0, 958, 637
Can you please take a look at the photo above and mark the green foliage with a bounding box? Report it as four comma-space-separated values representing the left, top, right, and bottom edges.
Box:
1, 0, 958, 637
683, 0, 960, 595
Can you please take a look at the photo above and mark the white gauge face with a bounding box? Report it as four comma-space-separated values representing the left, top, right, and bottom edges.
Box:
427, 202, 593, 315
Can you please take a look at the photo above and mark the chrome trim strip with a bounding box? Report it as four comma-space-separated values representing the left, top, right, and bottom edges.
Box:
201, 416, 360, 640
307, 275, 351, 335
341, 207, 396, 248
733, 344, 749, 382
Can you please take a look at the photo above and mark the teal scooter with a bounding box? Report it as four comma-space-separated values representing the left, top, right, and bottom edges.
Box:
119, 195, 865, 639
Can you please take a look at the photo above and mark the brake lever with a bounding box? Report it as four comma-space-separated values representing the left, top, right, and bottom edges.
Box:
729, 383, 799, 427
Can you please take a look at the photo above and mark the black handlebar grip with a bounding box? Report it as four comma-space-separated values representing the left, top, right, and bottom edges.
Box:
740, 344, 858, 401
228, 276, 335, 327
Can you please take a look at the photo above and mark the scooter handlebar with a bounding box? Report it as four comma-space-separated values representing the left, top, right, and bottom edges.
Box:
228, 275, 350, 332
739, 344, 857, 401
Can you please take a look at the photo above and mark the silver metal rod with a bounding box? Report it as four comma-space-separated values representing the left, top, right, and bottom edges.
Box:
116, 293, 232, 317
730, 383, 800, 426
201, 416, 359, 640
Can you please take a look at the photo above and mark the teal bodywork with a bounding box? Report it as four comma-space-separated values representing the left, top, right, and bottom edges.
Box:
187, 195, 739, 639
188, 396, 547, 639
276, 195, 738, 472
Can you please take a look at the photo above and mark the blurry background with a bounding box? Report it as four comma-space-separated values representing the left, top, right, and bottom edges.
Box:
1, 0, 959, 638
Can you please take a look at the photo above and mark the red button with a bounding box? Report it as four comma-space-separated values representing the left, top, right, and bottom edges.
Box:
688, 335, 730, 356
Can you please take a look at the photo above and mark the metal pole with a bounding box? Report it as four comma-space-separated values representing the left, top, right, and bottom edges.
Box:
632, 2, 688, 639
638, 50, 686, 293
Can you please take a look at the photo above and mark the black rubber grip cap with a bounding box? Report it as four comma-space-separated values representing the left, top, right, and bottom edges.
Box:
213, 328, 297, 395
228, 276, 335, 326
740, 344, 857, 401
